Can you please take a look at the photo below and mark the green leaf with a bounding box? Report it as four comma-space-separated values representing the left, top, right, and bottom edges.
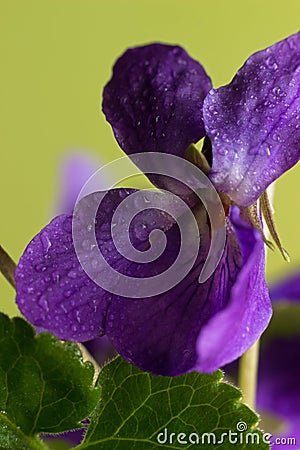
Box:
78, 357, 269, 450
0, 313, 100, 446
0, 414, 48, 449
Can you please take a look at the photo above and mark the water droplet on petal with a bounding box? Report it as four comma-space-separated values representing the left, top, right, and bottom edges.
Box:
38, 295, 49, 312
35, 263, 47, 273
250, 117, 259, 126
64, 289, 74, 298
67, 269, 77, 279
40, 232, 52, 253
218, 147, 228, 156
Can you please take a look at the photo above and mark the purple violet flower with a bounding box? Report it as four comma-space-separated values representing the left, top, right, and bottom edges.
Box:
15, 33, 300, 376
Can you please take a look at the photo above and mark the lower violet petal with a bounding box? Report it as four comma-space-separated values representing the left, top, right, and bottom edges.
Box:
105, 215, 243, 375
15, 188, 178, 342
196, 207, 272, 372
16, 190, 271, 376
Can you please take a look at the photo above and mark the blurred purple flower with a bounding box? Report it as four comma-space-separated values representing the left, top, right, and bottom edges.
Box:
258, 334, 300, 449
15, 33, 300, 376
269, 271, 300, 303
226, 273, 300, 449
55, 152, 101, 215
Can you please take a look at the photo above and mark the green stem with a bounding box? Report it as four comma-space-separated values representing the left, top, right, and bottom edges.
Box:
238, 338, 260, 410
238, 185, 275, 410
0, 245, 16, 289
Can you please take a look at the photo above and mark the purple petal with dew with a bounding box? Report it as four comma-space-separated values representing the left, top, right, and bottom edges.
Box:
15, 188, 182, 343
15, 187, 242, 375
204, 32, 300, 207
270, 271, 300, 302
196, 207, 272, 372
103, 43, 211, 158
16, 188, 270, 375
16, 213, 109, 342
105, 215, 242, 375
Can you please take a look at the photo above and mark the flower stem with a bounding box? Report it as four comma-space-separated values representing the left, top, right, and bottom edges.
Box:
238, 184, 275, 410
0, 245, 16, 289
238, 339, 260, 409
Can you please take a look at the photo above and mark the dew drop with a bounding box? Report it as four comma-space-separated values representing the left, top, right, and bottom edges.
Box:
265, 55, 278, 70
272, 133, 281, 142
35, 263, 47, 273
61, 304, 68, 313
40, 232, 52, 253
64, 289, 74, 298
67, 269, 77, 279
218, 147, 229, 156
52, 272, 60, 284
250, 116, 259, 126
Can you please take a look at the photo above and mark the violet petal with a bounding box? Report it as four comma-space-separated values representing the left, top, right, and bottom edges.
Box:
103, 43, 211, 157
15, 189, 182, 343
196, 207, 272, 372
105, 215, 243, 375
16, 191, 271, 376
204, 32, 300, 206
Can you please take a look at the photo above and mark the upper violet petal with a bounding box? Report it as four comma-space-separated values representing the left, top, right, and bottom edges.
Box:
103, 43, 211, 157
204, 32, 300, 206
196, 207, 272, 372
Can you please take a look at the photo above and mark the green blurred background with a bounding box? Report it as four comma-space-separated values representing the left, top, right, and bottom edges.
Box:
1, 0, 299, 316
